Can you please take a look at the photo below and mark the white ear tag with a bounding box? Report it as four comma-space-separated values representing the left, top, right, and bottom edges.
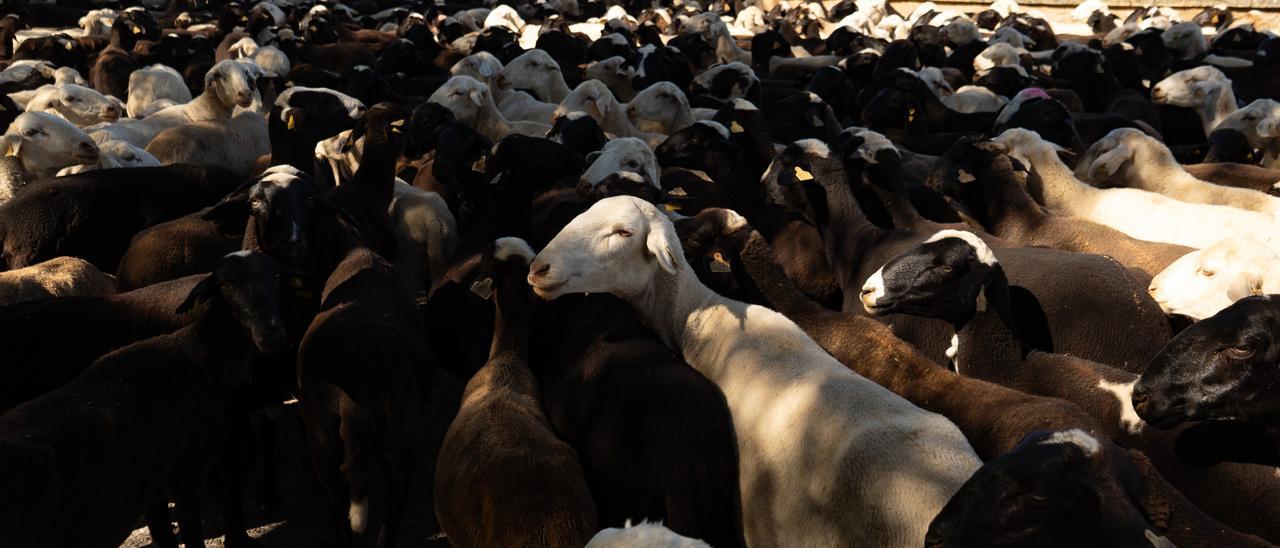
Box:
471, 155, 487, 173
668, 186, 688, 197
729, 120, 744, 133
976, 285, 988, 312
957, 169, 976, 183
469, 277, 494, 300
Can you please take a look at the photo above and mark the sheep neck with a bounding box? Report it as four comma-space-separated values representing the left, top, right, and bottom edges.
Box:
547, 76, 571, 103
736, 229, 828, 318
473, 96, 515, 142
1024, 150, 1098, 215
978, 165, 1047, 237
620, 263, 715, 356
188, 88, 236, 121
1200, 84, 1238, 134
811, 159, 879, 294
488, 278, 531, 364
186, 298, 257, 389
951, 266, 1031, 377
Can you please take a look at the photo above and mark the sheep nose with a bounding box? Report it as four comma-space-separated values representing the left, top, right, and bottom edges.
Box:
529, 260, 551, 280
1147, 285, 1158, 296
1131, 388, 1150, 414
78, 141, 99, 157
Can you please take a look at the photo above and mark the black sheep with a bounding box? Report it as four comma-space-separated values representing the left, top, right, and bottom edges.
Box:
0, 251, 285, 548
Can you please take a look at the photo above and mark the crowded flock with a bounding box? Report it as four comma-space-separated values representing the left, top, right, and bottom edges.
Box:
1, 0, 1280, 545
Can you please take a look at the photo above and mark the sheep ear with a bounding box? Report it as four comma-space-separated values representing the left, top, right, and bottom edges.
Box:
585, 150, 603, 164
2, 135, 21, 158
1227, 272, 1267, 301
176, 271, 220, 314
594, 94, 612, 116
1089, 145, 1131, 179
1258, 116, 1279, 138
645, 210, 679, 274
469, 88, 484, 106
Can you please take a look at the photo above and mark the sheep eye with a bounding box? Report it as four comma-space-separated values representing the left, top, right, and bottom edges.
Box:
1227, 345, 1255, 359
626, 160, 639, 168
22, 129, 37, 137
123, 154, 136, 161
66, 96, 79, 102
937, 265, 953, 274
1029, 493, 1051, 504
613, 227, 633, 238
1199, 268, 1215, 277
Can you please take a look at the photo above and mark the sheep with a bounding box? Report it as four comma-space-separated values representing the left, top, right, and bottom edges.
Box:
771, 137, 1171, 370
436, 237, 597, 547
863, 230, 1280, 542
57, 138, 160, 175
587, 521, 711, 548
625, 81, 696, 135
1134, 296, 1280, 435
0, 256, 115, 305
530, 195, 982, 548
973, 42, 1023, 75
427, 75, 551, 142
689, 62, 759, 104
993, 128, 1280, 251
1151, 66, 1238, 136
496, 49, 573, 104
930, 137, 1192, 279
91, 60, 259, 149
23, 83, 122, 127
145, 111, 269, 180
1077, 128, 1280, 218
126, 64, 192, 119
1163, 21, 1208, 59
0, 165, 240, 272
584, 56, 638, 101
1148, 236, 1280, 320
929, 430, 1267, 547
389, 181, 459, 298
0, 250, 285, 548
554, 80, 665, 146
0, 112, 100, 186
1185, 162, 1280, 195
579, 137, 660, 189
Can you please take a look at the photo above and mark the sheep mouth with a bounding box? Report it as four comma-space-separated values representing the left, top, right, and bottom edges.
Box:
531, 278, 569, 298
73, 151, 100, 163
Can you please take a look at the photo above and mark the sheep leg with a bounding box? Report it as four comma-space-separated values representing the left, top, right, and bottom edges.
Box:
340, 410, 374, 543
375, 411, 417, 548
170, 467, 209, 548
144, 498, 179, 548
258, 412, 279, 513
217, 416, 262, 548
301, 402, 355, 548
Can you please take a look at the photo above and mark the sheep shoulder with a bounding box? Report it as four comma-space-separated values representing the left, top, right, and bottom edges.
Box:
145, 113, 267, 179
0, 257, 115, 305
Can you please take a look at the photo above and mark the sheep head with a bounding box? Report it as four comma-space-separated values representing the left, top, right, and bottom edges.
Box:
991, 128, 1070, 174
1075, 128, 1171, 184
450, 52, 503, 88
861, 229, 999, 325
927, 430, 1174, 548
555, 80, 620, 125
30, 84, 122, 126
427, 75, 490, 125
529, 195, 681, 300
580, 136, 660, 189
626, 81, 691, 134
1, 112, 99, 178
1151, 66, 1228, 107
1209, 99, 1280, 148
204, 59, 258, 109
1135, 294, 1280, 428
496, 49, 562, 98
1148, 237, 1280, 320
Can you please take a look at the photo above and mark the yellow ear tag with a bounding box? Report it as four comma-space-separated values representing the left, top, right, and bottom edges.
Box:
668, 186, 687, 197
471, 155, 487, 173
710, 252, 732, 273
469, 277, 494, 300
131, 24, 143, 33
5, 142, 17, 157
663, 202, 682, 212
793, 166, 813, 181
287, 114, 296, 130
908, 107, 917, 122
729, 120, 745, 133
976, 285, 988, 312
390, 118, 405, 133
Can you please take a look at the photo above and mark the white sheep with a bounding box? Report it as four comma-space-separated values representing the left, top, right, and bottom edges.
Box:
483, 4, 525, 33
973, 42, 1024, 75
988, 26, 1034, 49
554, 80, 663, 146
584, 56, 637, 102
450, 51, 503, 89
1072, 0, 1109, 21
690, 62, 758, 103
529, 197, 980, 548
145, 111, 269, 180
391, 181, 459, 298
227, 37, 291, 78
1, 111, 100, 180
1151, 66, 1237, 136
943, 17, 981, 47
1216, 99, 1280, 167
586, 521, 710, 548
0, 256, 116, 305
58, 137, 160, 175
918, 67, 1007, 113
427, 75, 551, 142
496, 49, 572, 104
126, 64, 193, 119
1077, 128, 1280, 217
993, 128, 1280, 251
1149, 236, 1280, 320
579, 137, 660, 188
625, 81, 695, 135
23, 83, 123, 127
92, 60, 258, 149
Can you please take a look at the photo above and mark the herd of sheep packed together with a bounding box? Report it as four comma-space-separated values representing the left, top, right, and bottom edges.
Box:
5, 0, 1280, 545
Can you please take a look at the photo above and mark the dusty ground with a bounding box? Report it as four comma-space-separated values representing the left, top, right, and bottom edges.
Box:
121, 369, 464, 548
